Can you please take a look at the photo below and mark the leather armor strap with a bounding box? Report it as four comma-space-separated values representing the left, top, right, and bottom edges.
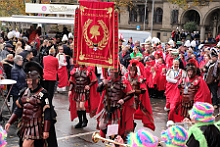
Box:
69, 83, 74, 91
135, 89, 142, 94
44, 120, 51, 132
8, 113, 18, 125
97, 82, 105, 92
88, 80, 96, 87
123, 93, 134, 102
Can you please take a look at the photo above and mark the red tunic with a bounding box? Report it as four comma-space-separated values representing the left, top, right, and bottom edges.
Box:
147, 70, 158, 88
57, 66, 68, 88
68, 66, 100, 121
165, 69, 183, 110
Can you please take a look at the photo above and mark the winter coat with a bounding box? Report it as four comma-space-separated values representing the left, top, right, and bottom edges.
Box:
10, 64, 26, 96
2, 60, 13, 79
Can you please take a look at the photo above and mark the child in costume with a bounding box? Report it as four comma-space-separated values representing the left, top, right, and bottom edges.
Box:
127, 129, 159, 147
112, 129, 159, 147
161, 125, 188, 147
186, 102, 220, 147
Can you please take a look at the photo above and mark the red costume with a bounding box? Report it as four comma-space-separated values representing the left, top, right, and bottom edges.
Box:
68, 66, 100, 124
56, 53, 68, 89
145, 60, 155, 85
127, 59, 146, 80
124, 71, 155, 131
155, 62, 166, 91
172, 60, 212, 122
96, 71, 135, 140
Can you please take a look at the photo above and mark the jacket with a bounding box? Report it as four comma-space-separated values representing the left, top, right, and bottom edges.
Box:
11, 64, 27, 96
187, 122, 220, 147
1, 49, 10, 61
2, 59, 13, 79
43, 55, 59, 81
119, 51, 131, 68
205, 61, 220, 84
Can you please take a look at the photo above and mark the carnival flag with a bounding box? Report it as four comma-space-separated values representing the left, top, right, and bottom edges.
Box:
73, 1, 119, 69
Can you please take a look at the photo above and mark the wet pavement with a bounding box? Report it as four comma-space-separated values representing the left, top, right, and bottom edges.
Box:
1, 92, 168, 147
3, 92, 218, 147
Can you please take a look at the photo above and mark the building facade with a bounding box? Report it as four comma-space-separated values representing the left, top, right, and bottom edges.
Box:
118, 0, 220, 42
51, 0, 220, 42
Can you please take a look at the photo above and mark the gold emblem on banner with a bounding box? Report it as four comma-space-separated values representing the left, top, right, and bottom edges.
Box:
83, 19, 109, 51
90, 25, 100, 40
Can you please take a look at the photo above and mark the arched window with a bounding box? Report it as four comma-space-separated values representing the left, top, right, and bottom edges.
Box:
155, 8, 163, 24
138, 5, 148, 23
128, 6, 138, 23
171, 10, 178, 24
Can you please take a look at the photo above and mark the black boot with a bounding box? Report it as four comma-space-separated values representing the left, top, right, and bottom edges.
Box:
75, 111, 83, 128
133, 121, 137, 131
82, 110, 88, 127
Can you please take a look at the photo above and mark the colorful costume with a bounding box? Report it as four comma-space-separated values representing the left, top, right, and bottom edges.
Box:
56, 52, 68, 91
96, 70, 135, 139
165, 67, 186, 120
174, 59, 211, 122
7, 62, 55, 147
69, 65, 100, 128
187, 102, 220, 147
161, 125, 188, 147
125, 60, 155, 130
127, 129, 159, 147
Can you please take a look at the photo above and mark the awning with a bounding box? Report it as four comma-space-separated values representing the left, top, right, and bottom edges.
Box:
0, 15, 74, 25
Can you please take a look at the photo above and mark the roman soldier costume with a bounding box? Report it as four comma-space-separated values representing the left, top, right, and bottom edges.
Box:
174, 59, 211, 122
125, 60, 155, 130
69, 65, 100, 128
96, 68, 135, 140
6, 62, 53, 147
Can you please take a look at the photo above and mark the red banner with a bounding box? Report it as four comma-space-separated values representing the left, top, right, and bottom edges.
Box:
73, 1, 119, 69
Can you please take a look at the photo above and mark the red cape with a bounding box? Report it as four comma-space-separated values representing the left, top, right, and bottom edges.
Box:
124, 73, 155, 130
96, 77, 135, 138
69, 67, 100, 121
172, 76, 212, 122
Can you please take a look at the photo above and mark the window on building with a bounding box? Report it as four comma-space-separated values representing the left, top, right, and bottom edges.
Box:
138, 5, 148, 23
128, 6, 138, 23
155, 8, 163, 24
171, 10, 178, 24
